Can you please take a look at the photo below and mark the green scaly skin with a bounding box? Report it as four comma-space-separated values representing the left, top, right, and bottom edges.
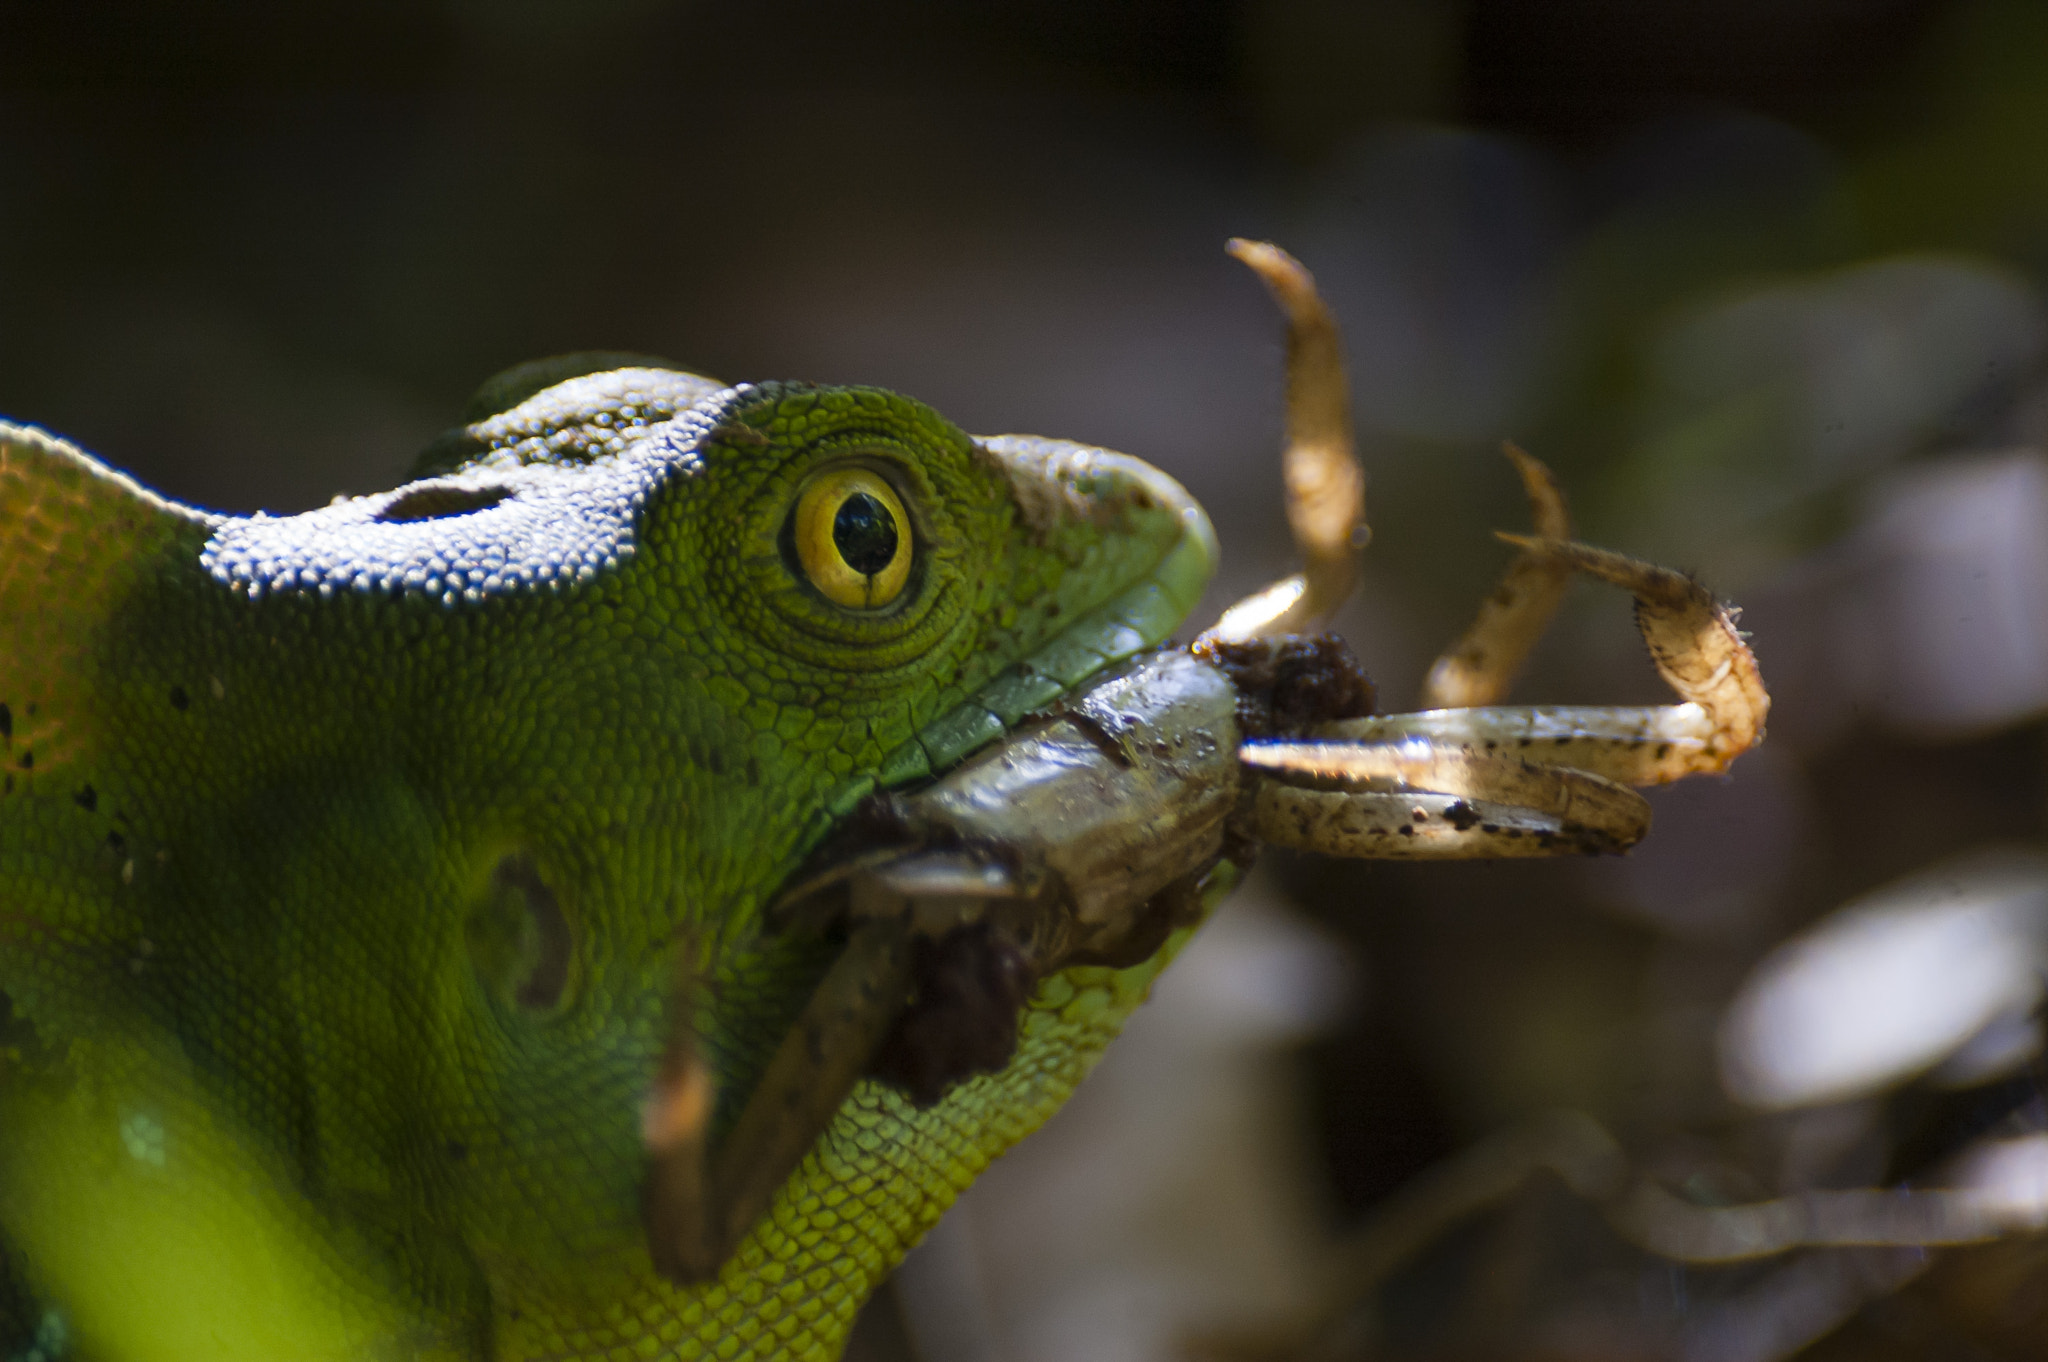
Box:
0, 358, 1219, 1361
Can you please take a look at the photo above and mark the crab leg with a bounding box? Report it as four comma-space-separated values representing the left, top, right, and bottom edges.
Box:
1204, 240, 1367, 642
1240, 739, 1649, 858
1240, 537, 1767, 857
1203, 245, 1766, 855
1311, 541, 1769, 786
1417, 444, 1573, 709
642, 919, 914, 1283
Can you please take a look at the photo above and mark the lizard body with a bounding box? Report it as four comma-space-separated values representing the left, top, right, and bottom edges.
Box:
0, 357, 1217, 1360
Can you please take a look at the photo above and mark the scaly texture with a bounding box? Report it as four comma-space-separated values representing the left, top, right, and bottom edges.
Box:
0, 362, 1216, 1361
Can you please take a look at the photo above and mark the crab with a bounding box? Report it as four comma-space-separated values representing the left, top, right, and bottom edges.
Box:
638, 240, 1771, 1278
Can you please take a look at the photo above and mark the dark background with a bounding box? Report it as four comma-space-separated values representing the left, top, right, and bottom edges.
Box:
9, 3, 2048, 1359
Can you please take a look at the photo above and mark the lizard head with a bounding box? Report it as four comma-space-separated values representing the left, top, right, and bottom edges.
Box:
0, 353, 1217, 1345
362, 356, 1219, 908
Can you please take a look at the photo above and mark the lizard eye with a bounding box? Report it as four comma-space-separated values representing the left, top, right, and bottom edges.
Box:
791, 467, 913, 610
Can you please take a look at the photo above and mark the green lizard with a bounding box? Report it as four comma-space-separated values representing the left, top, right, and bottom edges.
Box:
0, 352, 1220, 1360
0, 241, 1772, 1362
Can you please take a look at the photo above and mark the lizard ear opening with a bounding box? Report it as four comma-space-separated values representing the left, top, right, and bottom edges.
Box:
376, 484, 514, 524
466, 855, 575, 1016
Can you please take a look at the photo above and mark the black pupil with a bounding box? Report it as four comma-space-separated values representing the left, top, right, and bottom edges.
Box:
832, 492, 899, 577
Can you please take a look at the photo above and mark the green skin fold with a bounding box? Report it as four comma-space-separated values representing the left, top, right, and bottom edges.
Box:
0, 359, 1219, 1361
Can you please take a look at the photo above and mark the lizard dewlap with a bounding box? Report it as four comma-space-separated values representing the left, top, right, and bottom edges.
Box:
0, 359, 1216, 1361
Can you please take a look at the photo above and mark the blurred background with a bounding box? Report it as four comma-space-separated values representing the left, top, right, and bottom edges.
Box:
7, 2, 2048, 1358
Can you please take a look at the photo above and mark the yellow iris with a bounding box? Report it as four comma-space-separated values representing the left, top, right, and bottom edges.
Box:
792, 467, 913, 609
